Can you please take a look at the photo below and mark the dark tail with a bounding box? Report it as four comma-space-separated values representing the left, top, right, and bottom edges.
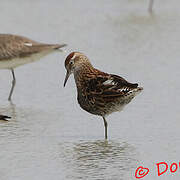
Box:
0, 115, 11, 121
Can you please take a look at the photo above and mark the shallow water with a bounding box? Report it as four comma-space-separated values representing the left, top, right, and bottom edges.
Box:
0, 0, 180, 179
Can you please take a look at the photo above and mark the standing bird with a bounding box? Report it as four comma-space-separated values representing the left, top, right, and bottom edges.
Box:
64, 52, 143, 139
0, 114, 11, 121
0, 34, 67, 101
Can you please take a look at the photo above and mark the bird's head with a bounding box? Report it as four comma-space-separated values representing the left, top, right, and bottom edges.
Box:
64, 52, 92, 87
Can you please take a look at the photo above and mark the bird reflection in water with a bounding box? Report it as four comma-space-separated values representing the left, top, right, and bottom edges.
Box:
59, 140, 137, 179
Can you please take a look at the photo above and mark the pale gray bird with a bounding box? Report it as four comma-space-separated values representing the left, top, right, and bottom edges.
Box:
0, 34, 67, 101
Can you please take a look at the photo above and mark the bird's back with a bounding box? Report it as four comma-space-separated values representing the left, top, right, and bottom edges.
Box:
0, 34, 66, 61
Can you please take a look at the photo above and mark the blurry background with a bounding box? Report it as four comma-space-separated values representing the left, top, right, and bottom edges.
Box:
0, 0, 179, 179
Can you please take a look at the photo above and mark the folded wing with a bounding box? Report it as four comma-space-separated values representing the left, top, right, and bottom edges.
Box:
86, 73, 138, 98
0, 34, 66, 60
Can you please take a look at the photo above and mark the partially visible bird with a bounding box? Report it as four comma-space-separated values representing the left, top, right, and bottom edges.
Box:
0, 34, 67, 101
64, 52, 143, 139
148, 0, 154, 14
0, 114, 11, 121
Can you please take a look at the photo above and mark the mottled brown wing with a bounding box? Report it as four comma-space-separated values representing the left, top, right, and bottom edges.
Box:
82, 73, 138, 110
0, 34, 65, 60
85, 74, 138, 98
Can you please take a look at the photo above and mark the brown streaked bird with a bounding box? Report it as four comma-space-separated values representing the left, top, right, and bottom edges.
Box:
64, 52, 143, 139
0, 114, 11, 121
0, 34, 67, 101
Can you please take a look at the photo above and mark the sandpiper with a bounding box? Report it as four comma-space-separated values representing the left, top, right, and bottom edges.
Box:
0, 114, 11, 121
0, 34, 67, 101
64, 52, 143, 139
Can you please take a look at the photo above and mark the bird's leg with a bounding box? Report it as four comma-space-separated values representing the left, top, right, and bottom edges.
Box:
103, 116, 108, 139
148, 0, 154, 14
8, 69, 16, 101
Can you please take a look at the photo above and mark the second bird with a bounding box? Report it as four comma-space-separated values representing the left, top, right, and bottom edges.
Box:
64, 52, 143, 139
0, 34, 66, 101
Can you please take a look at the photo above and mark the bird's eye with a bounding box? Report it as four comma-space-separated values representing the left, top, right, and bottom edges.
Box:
70, 61, 74, 65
